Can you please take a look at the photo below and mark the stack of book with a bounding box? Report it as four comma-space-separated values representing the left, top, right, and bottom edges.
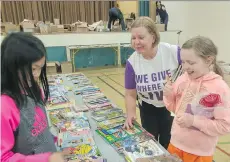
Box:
46, 73, 106, 161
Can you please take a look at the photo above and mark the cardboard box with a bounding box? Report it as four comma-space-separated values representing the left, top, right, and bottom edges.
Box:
57, 25, 65, 33
46, 62, 57, 75
61, 62, 73, 74
50, 25, 58, 33
76, 27, 88, 33
39, 24, 51, 34
45, 21, 51, 25
54, 18, 60, 25
156, 24, 165, 32
20, 21, 35, 33
1, 23, 20, 33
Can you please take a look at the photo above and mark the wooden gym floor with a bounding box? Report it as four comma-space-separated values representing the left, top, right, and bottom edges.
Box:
79, 66, 230, 162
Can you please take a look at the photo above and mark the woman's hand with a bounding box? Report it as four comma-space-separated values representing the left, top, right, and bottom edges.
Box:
123, 112, 136, 130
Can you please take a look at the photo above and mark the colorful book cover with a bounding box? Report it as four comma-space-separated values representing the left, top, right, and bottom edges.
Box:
95, 129, 129, 144
111, 131, 153, 152
136, 154, 182, 162
58, 129, 95, 148
123, 139, 165, 162
68, 158, 107, 162
48, 95, 70, 106
97, 116, 126, 130
62, 144, 102, 161
91, 108, 123, 122
100, 125, 123, 135
85, 102, 112, 110
49, 108, 90, 131
123, 125, 143, 136
72, 105, 90, 112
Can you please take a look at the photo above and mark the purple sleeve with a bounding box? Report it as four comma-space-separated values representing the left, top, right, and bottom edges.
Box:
125, 60, 136, 89
177, 46, 181, 65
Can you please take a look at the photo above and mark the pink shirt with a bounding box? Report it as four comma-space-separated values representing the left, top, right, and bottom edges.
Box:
163, 72, 230, 156
1, 95, 52, 162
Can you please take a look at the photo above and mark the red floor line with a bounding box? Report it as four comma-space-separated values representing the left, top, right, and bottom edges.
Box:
216, 146, 230, 157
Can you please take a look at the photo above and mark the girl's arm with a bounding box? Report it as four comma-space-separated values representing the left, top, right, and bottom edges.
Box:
1, 96, 52, 162
192, 107, 230, 137
192, 84, 230, 136
163, 73, 184, 113
163, 83, 176, 113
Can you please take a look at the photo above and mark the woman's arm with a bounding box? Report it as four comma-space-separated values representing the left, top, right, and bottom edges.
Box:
125, 89, 137, 118
124, 60, 137, 128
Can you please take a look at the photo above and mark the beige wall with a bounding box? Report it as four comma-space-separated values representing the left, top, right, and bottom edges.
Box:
149, 0, 156, 21
117, 0, 138, 19
163, 1, 230, 62
116, 0, 156, 21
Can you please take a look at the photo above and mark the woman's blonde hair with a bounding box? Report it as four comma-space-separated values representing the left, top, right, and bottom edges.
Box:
131, 16, 160, 47
182, 36, 223, 77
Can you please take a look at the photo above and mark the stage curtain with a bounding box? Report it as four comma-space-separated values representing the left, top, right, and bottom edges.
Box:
1, 1, 114, 24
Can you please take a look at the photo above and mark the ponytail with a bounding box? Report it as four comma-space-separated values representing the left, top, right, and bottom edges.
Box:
214, 62, 224, 77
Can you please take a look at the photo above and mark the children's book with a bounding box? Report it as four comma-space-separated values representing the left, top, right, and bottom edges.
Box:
48, 95, 69, 106
49, 108, 90, 131
59, 111, 87, 120
122, 125, 143, 136
97, 116, 126, 130
91, 108, 123, 122
95, 129, 129, 144
85, 102, 112, 110
100, 125, 123, 135
136, 154, 183, 162
68, 158, 107, 162
111, 131, 154, 153
123, 139, 165, 162
62, 144, 102, 161
58, 129, 95, 148
72, 105, 90, 112
82, 92, 105, 99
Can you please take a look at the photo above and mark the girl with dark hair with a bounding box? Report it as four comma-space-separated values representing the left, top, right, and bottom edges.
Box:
1, 32, 68, 162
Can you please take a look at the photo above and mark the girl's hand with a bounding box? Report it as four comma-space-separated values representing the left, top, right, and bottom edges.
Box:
176, 113, 194, 128
49, 150, 71, 162
163, 76, 173, 97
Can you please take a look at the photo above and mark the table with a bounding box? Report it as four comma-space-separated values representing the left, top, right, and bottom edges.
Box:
47, 73, 169, 162
68, 44, 121, 72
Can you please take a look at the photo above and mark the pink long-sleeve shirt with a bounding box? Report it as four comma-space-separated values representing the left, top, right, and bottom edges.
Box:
163, 72, 230, 156
1, 94, 56, 162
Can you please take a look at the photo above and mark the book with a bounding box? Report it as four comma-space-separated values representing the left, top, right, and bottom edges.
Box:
49, 108, 90, 131
58, 129, 95, 148
62, 144, 102, 161
123, 139, 165, 162
136, 154, 183, 162
68, 158, 107, 162
96, 129, 129, 144
97, 116, 126, 130
91, 108, 123, 122
111, 131, 154, 153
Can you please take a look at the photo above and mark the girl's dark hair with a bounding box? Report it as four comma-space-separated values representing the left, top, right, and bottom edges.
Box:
156, 1, 161, 5
1, 32, 49, 108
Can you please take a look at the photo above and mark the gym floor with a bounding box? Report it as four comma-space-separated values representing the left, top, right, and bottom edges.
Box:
79, 66, 230, 162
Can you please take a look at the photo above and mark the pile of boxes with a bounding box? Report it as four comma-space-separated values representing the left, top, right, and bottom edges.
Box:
1, 18, 91, 35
